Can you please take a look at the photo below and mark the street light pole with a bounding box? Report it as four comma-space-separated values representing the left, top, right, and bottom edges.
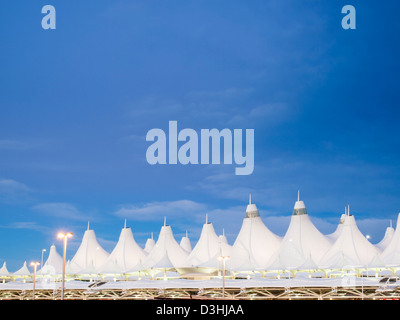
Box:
30, 262, 40, 300
363, 235, 371, 300
218, 256, 229, 298
58, 232, 72, 300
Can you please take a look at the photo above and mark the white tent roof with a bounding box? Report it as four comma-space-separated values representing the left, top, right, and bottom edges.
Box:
228, 199, 281, 271
319, 214, 380, 268
380, 213, 400, 266
13, 261, 31, 276
149, 252, 175, 269
218, 229, 228, 245
144, 233, 156, 253
0, 262, 9, 276
183, 220, 231, 268
297, 254, 320, 271
326, 213, 346, 242
229, 257, 261, 272
265, 255, 287, 271
179, 232, 192, 253
376, 221, 395, 252
142, 224, 189, 269
266, 196, 332, 269
100, 226, 148, 274
39, 244, 63, 275
65, 260, 77, 275
70, 226, 109, 273
367, 253, 387, 269
325, 252, 360, 270
125, 256, 149, 274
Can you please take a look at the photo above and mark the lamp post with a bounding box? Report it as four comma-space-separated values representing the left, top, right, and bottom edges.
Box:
366, 235, 371, 277
30, 262, 40, 300
218, 256, 229, 298
41, 249, 46, 275
362, 234, 371, 300
57, 232, 72, 300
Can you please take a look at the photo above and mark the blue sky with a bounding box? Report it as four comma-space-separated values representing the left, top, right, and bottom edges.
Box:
1, 0, 400, 271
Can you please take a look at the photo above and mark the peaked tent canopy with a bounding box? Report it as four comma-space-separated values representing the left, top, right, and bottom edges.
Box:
327, 213, 346, 242
142, 224, 189, 270
218, 229, 228, 245
228, 198, 281, 271
182, 219, 231, 268
266, 195, 332, 269
39, 244, 63, 275
100, 226, 148, 274
0, 262, 9, 276
70, 225, 109, 274
319, 214, 380, 268
180, 232, 192, 253
144, 233, 156, 253
13, 261, 31, 277
380, 213, 400, 266
376, 221, 395, 252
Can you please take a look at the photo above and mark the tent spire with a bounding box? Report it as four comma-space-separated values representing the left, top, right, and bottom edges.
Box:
186, 230, 188, 238
151, 232, 153, 240
164, 216, 166, 227
249, 194, 252, 204
124, 219, 127, 229
87, 221, 90, 231
297, 190, 300, 202
345, 206, 347, 215
206, 213, 208, 224
390, 219, 393, 228
222, 228, 225, 236
348, 205, 350, 216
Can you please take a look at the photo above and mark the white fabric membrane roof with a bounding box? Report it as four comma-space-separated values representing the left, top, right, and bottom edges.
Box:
182, 217, 231, 269
266, 197, 332, 269
2, 196, 400, 277
228, 198, 281, 271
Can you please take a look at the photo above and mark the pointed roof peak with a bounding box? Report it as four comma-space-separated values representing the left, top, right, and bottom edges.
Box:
293, 192, 307, 215
245, 199, 259, 218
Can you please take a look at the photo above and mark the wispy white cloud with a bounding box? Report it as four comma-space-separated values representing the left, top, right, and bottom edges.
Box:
32, 202, 93, 222
0, 221, 52, 234
123, 87, 264, 133
226, 103, 291, 127
0, 179, 30, 193
0, 139, 46, 150
187, 87, 254, 100
0, 179, 32, 204
114, 200, 207, 223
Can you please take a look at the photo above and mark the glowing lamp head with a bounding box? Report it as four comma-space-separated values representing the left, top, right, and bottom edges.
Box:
58, 232, 73, 239
218, 256, 230, 261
